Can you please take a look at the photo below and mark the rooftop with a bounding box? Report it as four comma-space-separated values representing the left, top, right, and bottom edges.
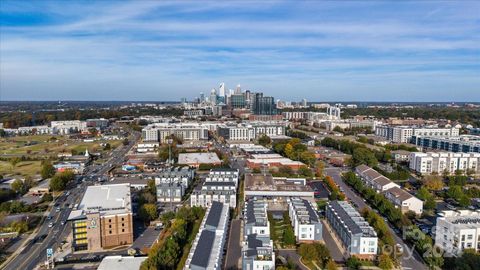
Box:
244, 173, 313, 193
70, 183, 132, 219
328, 201, 377, 238
178, 152, 221, 165
97, 256, 147, 270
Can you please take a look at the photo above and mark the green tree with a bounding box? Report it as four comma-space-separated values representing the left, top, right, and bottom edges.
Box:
283, 226, 296, 246
139, 203, 158, 222
11, 179, 25, 194
378, 254, 394, 269
258, 134, 272, 147
326, 260, 337, 270
352, 147, 378, 167
284, 143, 294, 159
41, 162, 56, 179
297, 166, 313, 178
315, 160, 325, 178
298, 243, 317, 261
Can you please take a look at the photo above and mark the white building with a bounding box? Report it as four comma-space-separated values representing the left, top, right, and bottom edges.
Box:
185, 201, 229, 270
355, 165, 399, 193
242, 199, 275, 270
51, 120, 87, 134
287, 197, 322, 242
435, 210, 480, 257
383, 186, 423, 215
375, 125, 459, 143
326, 201, 378, 259
356, 165, 423, 214
190, 168, 239, 208
217, 122, 286, 141
141, 123, 209, 143
409, 152, 480, 175
98, 256, 147, 270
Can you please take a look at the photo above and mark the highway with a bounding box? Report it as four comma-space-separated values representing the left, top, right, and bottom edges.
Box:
2, 129, 139, 270
324, 167, 427, 270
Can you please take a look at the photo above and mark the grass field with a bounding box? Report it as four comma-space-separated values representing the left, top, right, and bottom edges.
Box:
0, 134, 121, 158
0, 160, 42, 179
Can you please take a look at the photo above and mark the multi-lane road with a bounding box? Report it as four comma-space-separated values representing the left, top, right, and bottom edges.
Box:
2, 129, 139, 270
324, 167, 427, 270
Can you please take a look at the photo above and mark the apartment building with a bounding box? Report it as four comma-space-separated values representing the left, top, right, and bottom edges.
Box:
242, 199, 275, 270
217, 122, 285, 141
356, 165, 423, 214
190, 169, 239, 208
141, 123, 209, 143
326, 201, 378, 259
409, 152, 480, 175
67, 184, 133, 251
243, 200, 270, 237
154, 166, 194, 189
287, 197, 322, 242
435, 210, 480, 257
375, 125, 459, 143
412, 135, 480, 153
383, 186, 423, 215
355, 165, 399, 192
185, 201, 229, 270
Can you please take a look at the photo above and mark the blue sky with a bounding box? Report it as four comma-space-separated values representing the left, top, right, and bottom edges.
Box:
0, 1, 479, 102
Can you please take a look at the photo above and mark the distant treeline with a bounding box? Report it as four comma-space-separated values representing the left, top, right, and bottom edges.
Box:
0, 107, 184, 128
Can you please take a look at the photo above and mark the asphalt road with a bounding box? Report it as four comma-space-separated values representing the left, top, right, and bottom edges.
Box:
324, 167, 427, 270
3, 129, 140, 270
224, 219, 242, 270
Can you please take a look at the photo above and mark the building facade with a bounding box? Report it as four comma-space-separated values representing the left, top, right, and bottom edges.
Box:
435, 210, 480, 257
68, 184, 133, 252
409, 152, 480, 175
375, 125, 459, 143
287, 197, 322, 242
412, 135, 480, 153
325, 201, 378, 259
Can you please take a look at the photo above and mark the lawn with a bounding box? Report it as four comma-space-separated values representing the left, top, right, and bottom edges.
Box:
0, 160, 42, 179
0, 134, 121, 158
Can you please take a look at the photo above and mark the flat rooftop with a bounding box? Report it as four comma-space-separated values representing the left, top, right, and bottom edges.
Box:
70, 183, 132, 219
244, 173, 313, 193
178, 152, 221, 164
97, 256, 147, 270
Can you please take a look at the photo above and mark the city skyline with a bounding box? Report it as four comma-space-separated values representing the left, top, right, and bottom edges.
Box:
1, 1, 479, 102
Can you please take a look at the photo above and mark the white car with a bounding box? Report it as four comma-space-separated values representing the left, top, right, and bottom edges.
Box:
48, 222, 54, 228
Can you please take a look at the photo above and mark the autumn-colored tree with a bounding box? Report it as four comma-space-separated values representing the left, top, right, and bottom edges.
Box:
423, 175, 444, 191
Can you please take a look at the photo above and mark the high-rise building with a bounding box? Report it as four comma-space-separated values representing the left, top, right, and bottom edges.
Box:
235, 84, 241, 94
301, 98, 307, 107
231, 94, 246, 109
210, 88, 217, 105
252, 93, 277, 115
200, 92, 205, 103
219, 82, 225, 98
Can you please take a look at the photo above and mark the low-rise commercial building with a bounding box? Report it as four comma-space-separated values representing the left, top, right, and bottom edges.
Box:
246, 153, 305, 170
435, 210, 480, 257
326, 201, 378, 259
178, 152, 222, 168
67, 184, 133, 251
244, 173, 314, 200
185, 201, 229, 270
287, 197, 322, 242
409, 152, 480, 175
97, 256, 147, 270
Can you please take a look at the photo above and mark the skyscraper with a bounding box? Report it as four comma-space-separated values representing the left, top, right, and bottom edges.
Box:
210, 89, 217, 105
252, 93, 277, 115
235, 84, 241, 94
219, 82, 225, 98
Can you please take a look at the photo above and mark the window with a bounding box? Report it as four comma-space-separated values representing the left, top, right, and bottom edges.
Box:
109, 230, 112, 234
122, 223, 125, 227
121, 217, 124, 221
462, 235, 465, 241
122, 229, 125, 232
109, 219, 112, 223
467, 235, 473, 240
109, 225, 111, 228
